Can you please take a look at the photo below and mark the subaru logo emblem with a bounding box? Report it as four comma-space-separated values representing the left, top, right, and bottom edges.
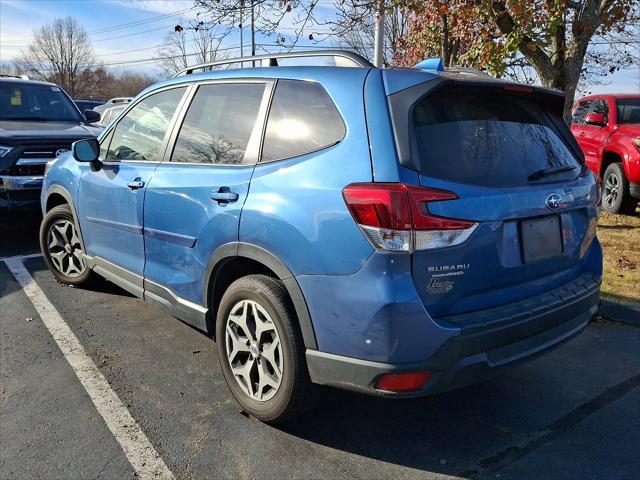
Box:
55, 148, 70, 157
546, 193, 562, 210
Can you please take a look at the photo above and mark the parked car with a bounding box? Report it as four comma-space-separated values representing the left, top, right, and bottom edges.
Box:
93, 97, 132, 115
74, 98, 105, 113
571, 94, 640, 214
95, 104, 127, 127
40, 51, 602, 423
0, 77, 101, 209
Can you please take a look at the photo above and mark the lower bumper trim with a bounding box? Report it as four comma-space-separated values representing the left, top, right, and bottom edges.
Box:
307, 303, 597, 398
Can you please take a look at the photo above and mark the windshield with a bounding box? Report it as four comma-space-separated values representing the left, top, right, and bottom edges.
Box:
0, 82, 82, 122
410, 86, 581, 187
616, 98, 640, 124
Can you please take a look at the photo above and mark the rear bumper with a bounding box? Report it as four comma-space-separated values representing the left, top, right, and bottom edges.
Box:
306, 273, 600, 397
0, 175, 43, 209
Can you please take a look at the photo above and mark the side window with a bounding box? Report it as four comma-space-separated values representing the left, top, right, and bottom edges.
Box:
261, 80, 345, 162
99, 129, 113, 160
571, 100, 592, 125
171, 83, 266, 165
106, 87, 186, 162
589, 99, 609, 120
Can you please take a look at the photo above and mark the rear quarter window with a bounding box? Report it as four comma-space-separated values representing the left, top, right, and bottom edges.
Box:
261, 80, 345, 162
410, 86, 581, 187
616, 98, 640, 124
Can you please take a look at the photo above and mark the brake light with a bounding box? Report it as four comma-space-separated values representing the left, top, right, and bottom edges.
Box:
342, 183, 477, 251
503, 84, 534, 93
375, 371, 432, 392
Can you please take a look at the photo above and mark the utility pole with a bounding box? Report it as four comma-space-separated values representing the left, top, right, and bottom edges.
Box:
239, 0, 244, 59
250, 0, 256, 65
373, 1, 385, 67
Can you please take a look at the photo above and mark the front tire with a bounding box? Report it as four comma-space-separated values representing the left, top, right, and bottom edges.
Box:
40, 204, 94, 286
216, 274, 318, 423
602, 163, 638, 214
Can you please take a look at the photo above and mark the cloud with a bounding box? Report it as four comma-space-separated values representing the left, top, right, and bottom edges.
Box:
110, 0, 201, 19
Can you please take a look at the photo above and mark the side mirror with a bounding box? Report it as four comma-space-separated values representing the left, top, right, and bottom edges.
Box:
72, 138, 100, 163
84, 109, 101, 124
585, 112, 607, 126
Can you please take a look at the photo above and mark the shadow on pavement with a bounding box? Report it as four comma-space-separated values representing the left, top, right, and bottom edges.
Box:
279, 380, 519, 476
0, 209, 42, 258
23, 258, 134, 298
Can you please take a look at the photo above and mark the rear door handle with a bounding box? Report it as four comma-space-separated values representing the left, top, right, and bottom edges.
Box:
127, 178, 145, 190
211, 186, 239, 204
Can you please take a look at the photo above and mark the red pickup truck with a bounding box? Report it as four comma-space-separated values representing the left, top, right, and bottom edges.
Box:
571, 94, 640, 214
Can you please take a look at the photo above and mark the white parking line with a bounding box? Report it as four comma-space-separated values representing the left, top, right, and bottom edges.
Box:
4, 258, 175, 480
0, 252, 42, 261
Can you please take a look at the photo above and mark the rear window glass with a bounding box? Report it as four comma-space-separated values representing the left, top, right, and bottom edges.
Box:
411, 87, 580, 187
261, 80, 345, 162
616, 98, 640, 124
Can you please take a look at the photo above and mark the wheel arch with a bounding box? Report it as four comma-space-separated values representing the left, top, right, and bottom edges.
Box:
601, 149, 625, 179
204, 243, 318, 350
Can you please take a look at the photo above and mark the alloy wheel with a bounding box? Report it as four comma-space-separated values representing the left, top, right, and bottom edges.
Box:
603, 172, 619, 209
225, 299, 283, 402
47, 219, 86, 278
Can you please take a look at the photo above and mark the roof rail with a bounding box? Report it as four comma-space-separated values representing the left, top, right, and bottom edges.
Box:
0, 74, 31, 80
173, 49, 374, 77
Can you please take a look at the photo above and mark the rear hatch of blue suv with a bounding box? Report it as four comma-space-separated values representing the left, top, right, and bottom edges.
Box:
307, 68, 602, 397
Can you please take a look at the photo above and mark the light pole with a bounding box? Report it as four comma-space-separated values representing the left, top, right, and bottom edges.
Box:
373, 1, 385, 68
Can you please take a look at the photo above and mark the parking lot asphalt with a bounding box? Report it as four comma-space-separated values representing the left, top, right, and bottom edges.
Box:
1, 211, 639, 480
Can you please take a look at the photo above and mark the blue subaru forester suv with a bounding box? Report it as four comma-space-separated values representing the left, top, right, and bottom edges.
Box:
40, 51, 602, 423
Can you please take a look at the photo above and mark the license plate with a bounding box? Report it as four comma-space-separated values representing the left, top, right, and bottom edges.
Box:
520, 215, 562, 263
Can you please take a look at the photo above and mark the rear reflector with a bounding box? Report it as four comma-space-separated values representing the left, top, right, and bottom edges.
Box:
375, 371, 432, 393
342, 183, 477, 252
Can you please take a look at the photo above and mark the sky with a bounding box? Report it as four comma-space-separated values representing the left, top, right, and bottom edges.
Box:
0, 0, 638, 94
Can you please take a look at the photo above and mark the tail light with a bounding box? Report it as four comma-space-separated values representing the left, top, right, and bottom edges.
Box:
342, 183, 477, 252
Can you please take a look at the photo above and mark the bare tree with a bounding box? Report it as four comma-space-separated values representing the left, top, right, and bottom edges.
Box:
193, 0, 373, 48
157, 24, 231, 74
339, 2, 410, 66
16, 16, 97, 97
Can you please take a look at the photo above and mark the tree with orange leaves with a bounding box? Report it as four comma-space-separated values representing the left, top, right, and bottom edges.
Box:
395, 0, 639, 117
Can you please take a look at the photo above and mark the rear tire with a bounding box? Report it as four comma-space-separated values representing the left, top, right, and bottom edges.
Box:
602, 163, 638, 214
40, 204, 94, 286
215, 274, 318, 423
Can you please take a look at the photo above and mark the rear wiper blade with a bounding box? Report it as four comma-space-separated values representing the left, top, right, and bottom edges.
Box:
528, 165, 576, 181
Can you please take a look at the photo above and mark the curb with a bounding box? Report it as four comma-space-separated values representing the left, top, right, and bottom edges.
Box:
599, 294, 640, 327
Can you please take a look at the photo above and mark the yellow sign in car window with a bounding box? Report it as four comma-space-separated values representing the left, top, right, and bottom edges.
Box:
10, 89, 22, 105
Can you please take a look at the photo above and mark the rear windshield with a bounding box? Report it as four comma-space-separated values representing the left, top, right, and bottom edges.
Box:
0, 82, 82, 122
410, 86, 580, 187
